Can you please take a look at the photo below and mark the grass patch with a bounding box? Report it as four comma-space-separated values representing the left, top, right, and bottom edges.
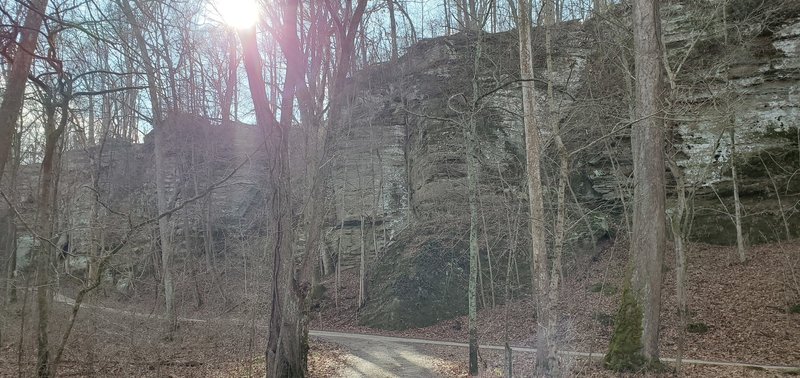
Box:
686, 322, 710, 334
789, 304, 800, 314
592, 312, 615, 327
587, 283, 618, 296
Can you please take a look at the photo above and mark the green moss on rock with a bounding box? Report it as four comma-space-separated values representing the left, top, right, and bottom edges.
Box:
358, 225, 469, 330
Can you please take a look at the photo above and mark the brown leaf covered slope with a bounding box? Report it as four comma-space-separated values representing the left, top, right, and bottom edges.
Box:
314, 240, 800, 366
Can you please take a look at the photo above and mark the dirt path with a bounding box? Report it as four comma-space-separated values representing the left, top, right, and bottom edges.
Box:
314, 331, 445, 377
52, 294, 799, 375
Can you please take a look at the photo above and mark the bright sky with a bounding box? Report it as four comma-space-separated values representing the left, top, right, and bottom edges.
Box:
208, 0, 259, 29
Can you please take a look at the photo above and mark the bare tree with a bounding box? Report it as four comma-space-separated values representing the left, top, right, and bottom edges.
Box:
237, 0, 309, 372
517, 0, 557, 373
605, 0, 667, 370
0, 0, 49, 177
116, 0, 178, 338
729, 128, 746, 262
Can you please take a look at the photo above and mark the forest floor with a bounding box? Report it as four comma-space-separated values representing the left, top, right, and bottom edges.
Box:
311, 240, 800, 376
0, 240, 798, 377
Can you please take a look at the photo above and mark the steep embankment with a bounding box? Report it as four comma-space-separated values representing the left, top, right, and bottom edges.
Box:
326, 0, 800, 330
314, 240, 800, 368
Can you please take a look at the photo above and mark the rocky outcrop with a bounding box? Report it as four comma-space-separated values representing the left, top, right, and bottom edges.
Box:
661, 2, 800, 243
9, 115, 271, 284
335, 1, 800, 329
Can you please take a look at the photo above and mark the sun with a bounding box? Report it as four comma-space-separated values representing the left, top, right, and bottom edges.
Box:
211, 0, 259, 29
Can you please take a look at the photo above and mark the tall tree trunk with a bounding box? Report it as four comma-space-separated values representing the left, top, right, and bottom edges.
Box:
296, 0, 367, 288
4, 124, 21, 305
543, 0, 563, 372
444, 0, 452, 35
517, 0, 551, 373
730, 128, 746, 262
87, 96, 96, 146
35, 100, 70, 378
0, 0, 49, 177
117, 0, 177, 337
2, 206, 15, 305
239, 15, 307, 376
358, 213, 367, 308
388, 0, 399, 63
2, 121, 19, 304
605, 0, 666, 370
667, 161, 688, 375
221, 31, 238, 124
466, 113, 479, 377
466, 26, 485, 377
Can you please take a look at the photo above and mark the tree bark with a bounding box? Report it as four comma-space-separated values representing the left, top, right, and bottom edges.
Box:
2, 206, 15, 305
605, 0, 666, 370
388, 0, 399, 63
465, 25, 486, 377
730, 128, 746, 262
35, 98, 70, 378
0, 0, 49, 178
543, 0, 564, 372
466, 113, 479, 377
238, 14, 306, 375
667, 161, 688, 375
221, 31, 238, 124
2, 121, 19, 304
358, 213, 367, 308
517, 0, 552, 373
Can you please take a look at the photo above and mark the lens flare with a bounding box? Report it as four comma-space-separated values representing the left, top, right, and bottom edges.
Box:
213, 0, 259, 29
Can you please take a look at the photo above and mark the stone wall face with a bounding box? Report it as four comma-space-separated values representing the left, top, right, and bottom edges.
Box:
17, 115, 271, 279
337, 2, 800, 329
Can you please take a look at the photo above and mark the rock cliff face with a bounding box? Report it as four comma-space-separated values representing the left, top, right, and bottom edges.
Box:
333, 1, 800, 329
9, 0, 797, 330
20, 115, 271, 285
662, 3, 800, 243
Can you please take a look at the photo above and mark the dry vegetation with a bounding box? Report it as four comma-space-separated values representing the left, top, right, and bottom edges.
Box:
312, 239, 800, 376
1, 239, 797, 377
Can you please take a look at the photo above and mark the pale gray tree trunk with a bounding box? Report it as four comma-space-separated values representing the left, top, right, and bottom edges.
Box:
3, 126, 19, 304
388, 0, 399, 63
544, 0, 564, 372
87, 96, 96, 146
465, 24, 489, 376
517, 0, 552, 373
605, 0, 666, 370
295, 0, 367, 287
730, 128, 746, 262
117, 0, 178, 337
667, 161, 688, 375
221, 32, 238, 124
359, 212, 367, 308
2, 207, 15, 305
